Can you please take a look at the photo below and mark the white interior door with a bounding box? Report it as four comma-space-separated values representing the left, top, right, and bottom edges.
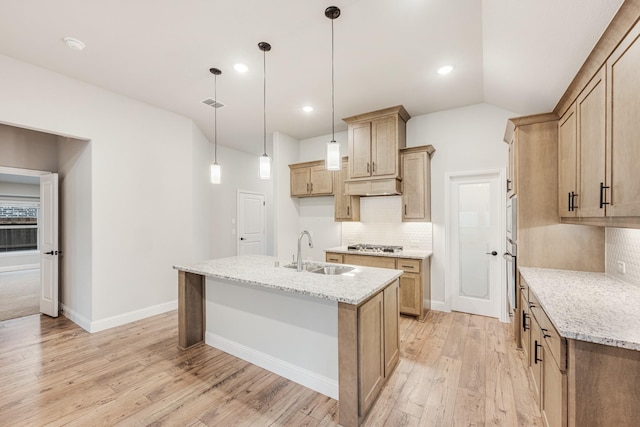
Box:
39, 173, 59, 317
237, 190, 266, 256
449, 171, 502, 318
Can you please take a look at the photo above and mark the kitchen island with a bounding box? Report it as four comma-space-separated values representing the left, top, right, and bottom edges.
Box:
173, 255, 403, 427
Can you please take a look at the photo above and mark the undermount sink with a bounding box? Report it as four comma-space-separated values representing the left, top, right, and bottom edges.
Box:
282, 262, 354, 275
311, 266, 354, 275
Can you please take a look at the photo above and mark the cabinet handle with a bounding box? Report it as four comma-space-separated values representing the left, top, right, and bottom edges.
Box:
310, 183, 313, 192
534, 340, 542, 364
522, 311, 529, 331
568, 192, 572, 212
529, 302, 536, 309
306, 183, 309, 192
372, 161, 376, 172
346, 206, 349, 216
541, 328, 551, 339
404, 205, 407, 215
367, 162, 370, 173
507, 179, 512, 192
572, 192, 578, 210
599, 182, 610, 209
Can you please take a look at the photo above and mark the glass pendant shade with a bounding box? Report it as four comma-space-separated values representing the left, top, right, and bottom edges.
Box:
259, 154, 271, 179
326, 141, 341, 170
210, 163, 221, 184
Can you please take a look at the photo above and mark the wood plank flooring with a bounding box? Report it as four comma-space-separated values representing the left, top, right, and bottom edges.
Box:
0, 310, 542, 426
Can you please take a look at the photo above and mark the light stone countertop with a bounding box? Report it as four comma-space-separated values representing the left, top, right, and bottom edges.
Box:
519, 267, 640, 351
325, 246, 433, 260
174, 255, 403, 306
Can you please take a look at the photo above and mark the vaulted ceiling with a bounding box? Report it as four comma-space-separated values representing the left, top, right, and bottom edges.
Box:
0, 0, 624, 154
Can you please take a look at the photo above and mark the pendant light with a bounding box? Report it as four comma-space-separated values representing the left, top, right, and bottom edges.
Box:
325, 6, 341, 171
258, 41, 272, 180
210, 67, 222, 184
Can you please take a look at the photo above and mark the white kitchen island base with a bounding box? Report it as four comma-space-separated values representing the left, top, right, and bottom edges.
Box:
205, 276, 339, 399
174, 255, 403, 427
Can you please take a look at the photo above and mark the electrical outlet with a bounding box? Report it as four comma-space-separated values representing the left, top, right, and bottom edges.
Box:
616, 261, 626, 274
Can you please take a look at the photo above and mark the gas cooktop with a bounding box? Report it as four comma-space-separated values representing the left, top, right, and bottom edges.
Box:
347, 243, 403, 253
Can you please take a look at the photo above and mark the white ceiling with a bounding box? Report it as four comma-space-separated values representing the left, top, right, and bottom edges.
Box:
0, 0, 624, 155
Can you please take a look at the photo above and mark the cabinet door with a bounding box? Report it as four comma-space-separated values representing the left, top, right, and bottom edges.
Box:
529, 318, 543, 406
371, 115, 397, 177
290, 168, 310, 196
309, 165, 333, 195
358, 291, 384, 416
401, 150, 428, 221
607, 23, 640, 217
383, 279, 400, 377
520, 292, 530, 362
507, 130, 518, 198
399, 272, 421, 316
349, 122, 372, 178
558, 104, 577, 217
577, 67, 606, 218
541, 343, 567, 427
334, 160, 360, 221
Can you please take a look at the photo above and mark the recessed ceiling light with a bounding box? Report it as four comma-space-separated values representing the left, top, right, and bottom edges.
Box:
234, 63, 248, 73
302, 106, 314, 113
63, 37, 85, 51
437, 65, 453, 75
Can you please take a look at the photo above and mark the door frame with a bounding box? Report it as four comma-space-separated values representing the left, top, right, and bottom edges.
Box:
444, 169, 508, 322
236, 189, 267, 256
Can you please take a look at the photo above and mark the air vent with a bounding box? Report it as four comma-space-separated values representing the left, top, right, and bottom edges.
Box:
201, 98, 225, 109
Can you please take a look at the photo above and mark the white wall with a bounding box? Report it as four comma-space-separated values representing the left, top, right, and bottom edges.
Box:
273, 131, 300, 259
406, 103, 515, 310
606, 227, 640, 288
209, 144, 274, 259
0, 123, 59, 171
0, 53, 210, 331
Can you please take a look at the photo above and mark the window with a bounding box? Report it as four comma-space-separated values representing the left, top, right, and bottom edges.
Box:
0, 202, 39, 252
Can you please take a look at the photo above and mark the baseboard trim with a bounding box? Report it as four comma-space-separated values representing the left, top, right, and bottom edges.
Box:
61, 303, 92, 331
430, 300, 450, 313
0, 264, 40, 273
88, 300, 178, 333
205, 331, 338, 399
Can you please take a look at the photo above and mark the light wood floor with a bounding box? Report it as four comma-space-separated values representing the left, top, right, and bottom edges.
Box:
0, 310, 543, 426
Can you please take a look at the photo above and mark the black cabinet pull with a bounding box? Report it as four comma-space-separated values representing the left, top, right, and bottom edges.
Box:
572, 192, 578, 210
310, 183, 313, 192
507, 179, 512, 192
568, 192, 572, 211
346, 206, 349, 216
541, 328, 551, 339
372, 162, 376, 172
534, 340, 542, 364
529, 302, 535, 309
404, 205, 407, 215
599, 182, 610, 208
367, 163, 370, 173
522, 311, 529, 331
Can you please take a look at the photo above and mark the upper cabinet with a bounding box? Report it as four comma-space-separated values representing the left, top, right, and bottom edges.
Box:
343, 105, 410, 196
289, 160, 333, 197
555, 8, 640, 227
400, 145, 435, 222
606, 21, 640, 217
334, 157, 360, 222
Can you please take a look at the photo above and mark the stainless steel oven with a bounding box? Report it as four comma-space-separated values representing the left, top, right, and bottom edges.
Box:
506, 196, 517, 242
504, 239, 517, 312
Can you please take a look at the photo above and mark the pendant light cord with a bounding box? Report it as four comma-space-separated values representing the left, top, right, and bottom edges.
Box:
331, 17, 336, 143
263, 48, 267, 156
214, 73, 218, 164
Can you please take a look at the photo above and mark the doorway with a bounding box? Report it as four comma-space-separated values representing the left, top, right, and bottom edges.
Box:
237, 190, 266, 256
446, 170, 505, 319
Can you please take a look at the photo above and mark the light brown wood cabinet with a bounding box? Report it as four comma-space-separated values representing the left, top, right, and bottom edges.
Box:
289, 160, 333, 197
334, 158, 360, 221
343, 106, 410, 196
557, 19, 640, 225
400, 145, 434, 222
327, 252, 430, 319
339, 279, 400, 426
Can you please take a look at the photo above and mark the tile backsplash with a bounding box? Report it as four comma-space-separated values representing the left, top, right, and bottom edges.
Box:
341, 196, 432, 251
606, 227, 640, 288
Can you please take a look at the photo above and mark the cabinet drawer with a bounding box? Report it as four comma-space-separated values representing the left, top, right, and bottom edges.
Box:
529, 291, 566, 372
325, 253, 343, 263
343, 254, 396, 269
396, 258, 421, 273
519, 275, 529, 303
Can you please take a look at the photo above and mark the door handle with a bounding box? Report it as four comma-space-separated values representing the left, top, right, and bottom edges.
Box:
485, 251, 498, 256
44, 251, 55, 255
240, 237, 245, 241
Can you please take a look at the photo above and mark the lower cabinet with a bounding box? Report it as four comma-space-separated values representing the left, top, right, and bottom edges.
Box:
338, 279, 400, 427
541, 340, 566, 427
327, 252, 430, 319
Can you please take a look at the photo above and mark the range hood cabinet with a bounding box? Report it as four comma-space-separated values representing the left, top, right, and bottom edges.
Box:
344, 178, 402, 196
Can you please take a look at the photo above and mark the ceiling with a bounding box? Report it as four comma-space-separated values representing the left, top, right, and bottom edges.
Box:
0, 0, 624, 155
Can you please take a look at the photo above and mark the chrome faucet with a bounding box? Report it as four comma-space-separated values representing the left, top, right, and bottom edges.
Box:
297, 230, 314, 272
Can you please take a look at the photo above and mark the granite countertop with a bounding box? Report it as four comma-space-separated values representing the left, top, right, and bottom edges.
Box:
519, 267, 640, 351
174, 255, 403, 306
325, 246, 433, 260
